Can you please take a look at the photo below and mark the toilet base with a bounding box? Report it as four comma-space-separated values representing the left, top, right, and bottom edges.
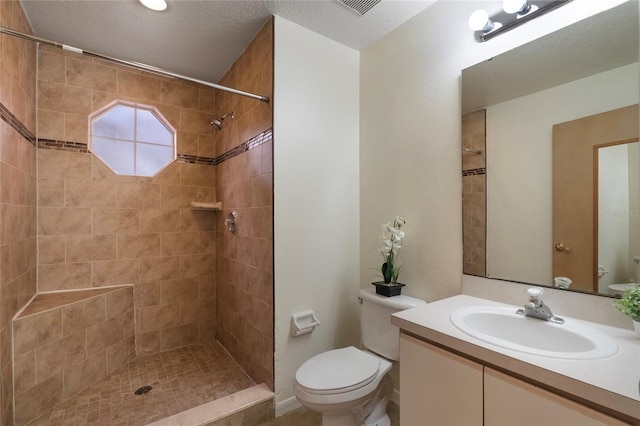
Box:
363, 414, 390, 426
360, 374, 392, 426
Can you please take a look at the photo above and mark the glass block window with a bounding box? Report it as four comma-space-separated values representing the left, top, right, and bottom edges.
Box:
89, 101, 176, 177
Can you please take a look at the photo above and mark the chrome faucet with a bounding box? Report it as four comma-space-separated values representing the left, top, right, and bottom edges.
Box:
516, 287, 565, 324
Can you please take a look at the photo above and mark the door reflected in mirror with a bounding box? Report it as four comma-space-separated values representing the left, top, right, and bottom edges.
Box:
552, 105, 639, 294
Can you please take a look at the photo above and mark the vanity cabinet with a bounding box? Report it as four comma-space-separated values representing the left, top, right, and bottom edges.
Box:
399, 333, 483, 425
484, 368, 626, 426
399, 333, 626, 426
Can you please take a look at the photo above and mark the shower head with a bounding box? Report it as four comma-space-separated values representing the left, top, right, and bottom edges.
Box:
211, 111, 235, 131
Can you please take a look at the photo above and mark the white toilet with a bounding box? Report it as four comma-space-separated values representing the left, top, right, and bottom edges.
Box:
293, 288, 426, 426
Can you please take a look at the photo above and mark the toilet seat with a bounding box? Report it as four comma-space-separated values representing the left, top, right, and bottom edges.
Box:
295, 346, 380, 395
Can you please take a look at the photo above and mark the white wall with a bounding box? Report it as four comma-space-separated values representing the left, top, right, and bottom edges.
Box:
486, 64, 638, 285
273, 16, 360, 412
359, 0, 627, 302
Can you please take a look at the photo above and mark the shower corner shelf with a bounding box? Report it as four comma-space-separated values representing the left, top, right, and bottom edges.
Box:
190, 201, 222, 211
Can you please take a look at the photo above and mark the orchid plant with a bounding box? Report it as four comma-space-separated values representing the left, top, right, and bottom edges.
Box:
378, 216, 406, 285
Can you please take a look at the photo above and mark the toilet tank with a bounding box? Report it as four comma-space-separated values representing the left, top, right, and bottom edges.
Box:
359, 288, 426, 361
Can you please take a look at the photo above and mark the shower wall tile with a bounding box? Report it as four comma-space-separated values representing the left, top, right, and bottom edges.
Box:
93, 208, 140, 234
39, 81, 92, 115
178, 131, 199, 156
91, 259, 139, 287
139, 209, 180, 233
64, 112, 89, 143
62, 296, 106, 336
86, 317, 124, 356
66, 57, 118, 92
161, 80, 200, 110
13, 308, 61, 355
116, 182, 162, 208
38, 51, 65, 84
65, 234, 116, 262
38, 207, 92, 235
159, 323, 200, 351
117, 233, 161, 259
215, 18, 274, 390
138, 303, 181, 333
38, 262, 92, 292
63, 351, 107, 399
161, 232, 199, 255
13, 351, 35, 395
139, 256, 181, 282
37, 178, 64, 207
0, 8, 37, 424
14, 374, 63, 426
38, 149, 91, 180
106, 335, 136, 374
161, 185, 198, 209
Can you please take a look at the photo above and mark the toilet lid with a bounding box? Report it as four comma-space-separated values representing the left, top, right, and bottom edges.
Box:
295, 346, 380, 394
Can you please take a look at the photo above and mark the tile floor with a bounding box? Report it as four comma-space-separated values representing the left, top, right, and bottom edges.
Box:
27, 341, 255, 425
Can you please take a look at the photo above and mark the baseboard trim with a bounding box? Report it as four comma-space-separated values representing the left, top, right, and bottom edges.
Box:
275, 396, 302, 417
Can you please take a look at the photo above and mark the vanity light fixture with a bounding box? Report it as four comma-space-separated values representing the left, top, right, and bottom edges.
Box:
469, 0, 573, 43
139, 0, 167, 12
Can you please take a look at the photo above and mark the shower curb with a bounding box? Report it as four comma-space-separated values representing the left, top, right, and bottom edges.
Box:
145, 383, 274, 426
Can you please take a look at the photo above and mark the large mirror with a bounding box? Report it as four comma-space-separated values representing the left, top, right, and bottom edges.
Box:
461, 1, 639, 297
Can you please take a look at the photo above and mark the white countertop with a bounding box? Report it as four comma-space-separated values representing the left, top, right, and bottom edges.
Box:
391, 294, 640, 422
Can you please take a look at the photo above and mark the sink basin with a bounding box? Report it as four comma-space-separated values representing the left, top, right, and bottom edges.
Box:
450, 306, 618, 360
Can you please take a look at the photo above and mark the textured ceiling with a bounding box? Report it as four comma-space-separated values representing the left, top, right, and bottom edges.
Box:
21, 0, 436, 84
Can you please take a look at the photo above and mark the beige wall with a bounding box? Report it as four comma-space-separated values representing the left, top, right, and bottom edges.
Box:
214, 19, 274, 389
36, 45, 218, 357
0, 1, 37, 424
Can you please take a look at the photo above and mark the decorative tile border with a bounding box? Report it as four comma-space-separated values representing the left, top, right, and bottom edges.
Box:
2, 99, 273, 169
177, 154, 216, 166
462, 167, 486, 176
212, 128, 273, 165
34, 127, 273, 168
0, 103, 36, 145
0, 103, 272, 168
37, 139, 89, 153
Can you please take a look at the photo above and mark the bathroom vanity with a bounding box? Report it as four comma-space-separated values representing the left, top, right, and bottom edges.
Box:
391, 295, 640, 425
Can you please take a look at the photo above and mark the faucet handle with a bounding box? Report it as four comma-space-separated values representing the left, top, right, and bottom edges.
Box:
525, 287, 544, 306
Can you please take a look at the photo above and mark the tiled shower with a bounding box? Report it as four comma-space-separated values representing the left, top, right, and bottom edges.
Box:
0, 1, 273, 423
462, 109, 486, 277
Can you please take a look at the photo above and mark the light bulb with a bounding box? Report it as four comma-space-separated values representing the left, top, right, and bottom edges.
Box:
503, 0, 530, 14
139, 0, 167, 11
468, 9, 493, 32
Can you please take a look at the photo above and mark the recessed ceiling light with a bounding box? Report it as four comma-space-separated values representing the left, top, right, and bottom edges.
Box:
139, 0, 167, 12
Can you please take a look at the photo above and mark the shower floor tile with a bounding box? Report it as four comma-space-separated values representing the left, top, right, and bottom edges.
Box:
28, 340, 256, 426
